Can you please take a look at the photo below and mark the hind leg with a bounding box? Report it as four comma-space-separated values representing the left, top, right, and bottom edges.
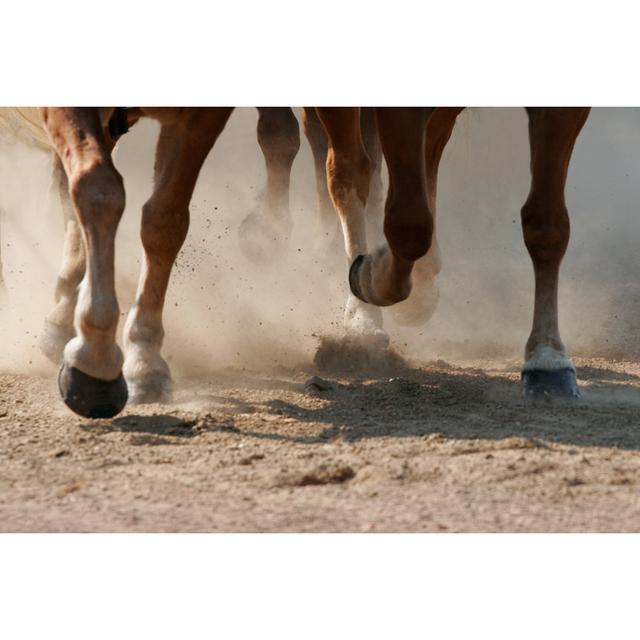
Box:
123, 108, 233, 403
360, 107, 384, 221
239, 107, 300, 263
521, 107, 590, 399
390, 107, 463, 325
315, 107, 388, 347
302, 107, 339, 239
41, 107, 127, 418
302, 108, 383, 249
39, 153, 85, 363
349, 107, 435, 307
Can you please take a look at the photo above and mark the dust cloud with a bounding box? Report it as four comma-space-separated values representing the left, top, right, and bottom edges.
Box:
0, 141, 64, 373
1, 108, 639, 379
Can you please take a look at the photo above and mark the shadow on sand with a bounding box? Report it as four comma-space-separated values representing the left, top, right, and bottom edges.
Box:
81, 339, 640, 452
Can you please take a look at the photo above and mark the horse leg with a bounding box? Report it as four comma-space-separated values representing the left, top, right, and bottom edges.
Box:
39, 115, 132, 365
302, 107, 338, 237
390, 107, 463, 325
301, 108, 383, 239
303, 108, 383, 247
521, 107, 590, 399
349, 107, 435, 307
123, 108, 233, 403
256, 107, 299, 219
360, 107, 384, 220
39, 152, 86, 363
315, 107, 388, 346
239, 107, 300, 263
40, 107, 127, 418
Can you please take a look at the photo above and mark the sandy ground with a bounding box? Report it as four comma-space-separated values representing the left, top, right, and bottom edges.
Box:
1, 344, 639, 532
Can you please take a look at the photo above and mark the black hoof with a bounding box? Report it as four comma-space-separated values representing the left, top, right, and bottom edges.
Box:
349, 255, 367, 302
58, 365, 128, 418
522, 368, 581, 401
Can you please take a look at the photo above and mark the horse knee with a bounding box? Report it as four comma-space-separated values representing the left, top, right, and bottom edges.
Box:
69, 160, 125, 230
521, 200, 570, 264
257, 108, 300, 167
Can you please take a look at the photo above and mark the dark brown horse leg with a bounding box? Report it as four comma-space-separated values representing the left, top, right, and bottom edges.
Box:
390, 107, 463, 326
349, 107, 435, 307
257, 107, 300, 217
239, 107, 300, 262
521, 107, 590, 399
315, 107, 388, 346
40, 107, 127, 418
123, 108, 232, 403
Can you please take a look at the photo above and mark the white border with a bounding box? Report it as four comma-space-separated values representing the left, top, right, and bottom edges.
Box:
0, 534, 638, 639
1, 2, 638, 637
2, 1, 639, 104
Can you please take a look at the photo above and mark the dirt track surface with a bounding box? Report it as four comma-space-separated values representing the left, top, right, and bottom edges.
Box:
1, 346, 640, 532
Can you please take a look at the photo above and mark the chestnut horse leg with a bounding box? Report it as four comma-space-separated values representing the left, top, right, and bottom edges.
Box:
349, 107, 435, 307
390, 107, 463, 326
40, 107, 127, 418
314, 107, 388, 346
123, 108, 233, 403
39, 119, 136, 364
521, 107, 590, 398
360, 107, 384, 220
302, 106, 338, 237
39, 153, 86, 363
303, 107, 383, 245
239, 107, 300, 262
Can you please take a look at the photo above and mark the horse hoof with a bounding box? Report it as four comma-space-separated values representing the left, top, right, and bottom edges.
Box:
521, 368, 581, 400
58, 364, 128, 418
349, 255, 367, 302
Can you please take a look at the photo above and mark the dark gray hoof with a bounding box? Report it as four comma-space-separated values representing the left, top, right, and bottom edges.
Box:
349, 255, 367, 303
522, 368, 581, 400
58, 365, 128, 418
